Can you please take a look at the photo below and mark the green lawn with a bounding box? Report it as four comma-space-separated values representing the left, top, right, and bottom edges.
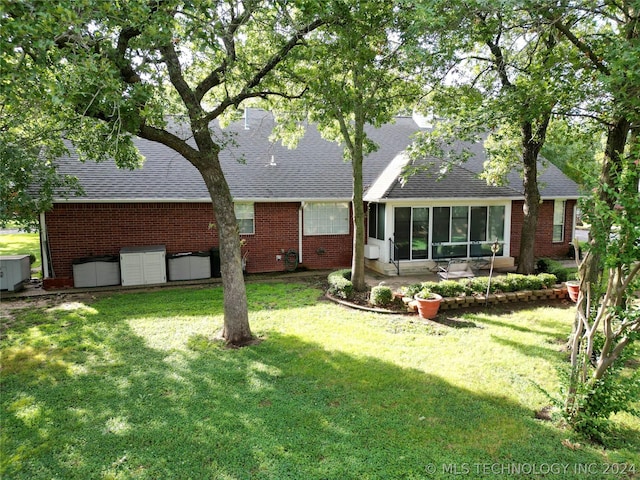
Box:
0, 232, 41, 269
1, 283, 638, 479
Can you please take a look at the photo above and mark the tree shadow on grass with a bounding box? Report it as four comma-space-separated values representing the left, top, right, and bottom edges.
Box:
1, 299, 631, 479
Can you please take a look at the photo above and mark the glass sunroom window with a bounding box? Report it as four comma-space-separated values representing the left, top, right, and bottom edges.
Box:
368, 203, 385, 240
432, 205, 506, 259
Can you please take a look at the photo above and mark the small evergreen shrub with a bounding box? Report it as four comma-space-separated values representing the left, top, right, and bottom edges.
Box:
370, 285, 393, 307
429, 280, 467, 297
536, 258, 578, 283
465, 277, 492, 293
328, 269, 353, 299
537, 273, 558, 288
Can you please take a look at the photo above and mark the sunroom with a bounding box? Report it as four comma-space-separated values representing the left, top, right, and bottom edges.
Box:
364, 200, 515, 275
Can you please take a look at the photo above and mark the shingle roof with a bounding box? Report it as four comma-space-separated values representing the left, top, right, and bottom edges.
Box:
52, 109, 579, 202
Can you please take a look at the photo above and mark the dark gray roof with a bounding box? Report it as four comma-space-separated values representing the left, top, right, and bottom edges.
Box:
369, 131, 580, 200
53, 109, 579, 202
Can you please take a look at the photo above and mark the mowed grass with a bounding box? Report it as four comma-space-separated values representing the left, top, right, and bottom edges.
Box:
0, 233, 41, 269
1, 283, 639, 479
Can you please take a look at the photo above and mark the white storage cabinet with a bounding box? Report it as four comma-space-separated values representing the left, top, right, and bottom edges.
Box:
119, 246, 167, 286
0, 255, 31, 292
73, 255, 121, 288
167, 251, 211, 281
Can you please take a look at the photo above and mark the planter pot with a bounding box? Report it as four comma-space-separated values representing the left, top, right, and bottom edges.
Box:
414, 293, 443, 319
566, 281, 580, 302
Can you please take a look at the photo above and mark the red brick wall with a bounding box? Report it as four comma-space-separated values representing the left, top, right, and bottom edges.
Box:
510, 199, 576, 260
45, 203, 218, 280
44, 202, 353, 282
241, 202, 299, 273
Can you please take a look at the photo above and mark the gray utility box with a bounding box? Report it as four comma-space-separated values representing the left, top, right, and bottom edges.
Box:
0, 255, 31, 292
120, 245, 167, 286
167, 251, 211, 281
72, 255, 120, 288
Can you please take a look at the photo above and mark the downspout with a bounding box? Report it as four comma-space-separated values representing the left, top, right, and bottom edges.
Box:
39, 212, 51, 278
299, 202, 304, 264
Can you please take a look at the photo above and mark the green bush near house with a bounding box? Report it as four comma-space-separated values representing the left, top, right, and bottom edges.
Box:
327, 269, 353, 299
403, 272, 560, 298
370, 285, 393, 307
537, 258, 578, 282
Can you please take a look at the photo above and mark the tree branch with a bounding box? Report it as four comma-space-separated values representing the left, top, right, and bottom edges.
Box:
203, 17, 325, 123
544, 10, 610, 75
160, 42, 200, 116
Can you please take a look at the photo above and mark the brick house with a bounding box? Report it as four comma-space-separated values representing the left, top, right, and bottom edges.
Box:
40, 109, 579, 288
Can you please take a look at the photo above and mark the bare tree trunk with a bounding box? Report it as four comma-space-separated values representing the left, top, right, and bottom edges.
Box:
516, 119, 548, 274
197, 157, 252, 345
351, 117, 366, 292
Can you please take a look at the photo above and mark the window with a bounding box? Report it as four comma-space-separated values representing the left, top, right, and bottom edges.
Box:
411, 207, 429, 259
235, 203, 254, 235
431, 205, 506, 259
553, 200, 565, 242
368, 203, 386, 240
304, 202, 350, 235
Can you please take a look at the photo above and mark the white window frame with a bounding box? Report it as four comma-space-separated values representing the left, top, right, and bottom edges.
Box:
304, 202, 350, 235
235, 203, 255, 235
553, 200, 565, 243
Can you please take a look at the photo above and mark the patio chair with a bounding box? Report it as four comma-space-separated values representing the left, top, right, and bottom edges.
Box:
437, 259, 475, 280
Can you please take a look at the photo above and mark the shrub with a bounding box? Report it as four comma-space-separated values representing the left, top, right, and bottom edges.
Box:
536, 258, 578, 283
370, 285, 393, 307
511, 273, 543, 290
537, 273, 558, 288
419, 281, 440, 295
428, 280, 467, 297
401, 272, 561, 298
465, 277, 492, 294
328, 269, 353, 299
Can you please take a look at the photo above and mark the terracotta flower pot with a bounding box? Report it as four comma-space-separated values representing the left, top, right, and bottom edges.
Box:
414, 293, 443, 319
566, 281, 580, 302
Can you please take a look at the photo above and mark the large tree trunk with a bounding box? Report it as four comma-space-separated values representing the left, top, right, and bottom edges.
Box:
197, 156, 253, 345
351, 150, 366, 292
189, 121, 252, 346
350, 110, 366, 292
516, 119, 547, 274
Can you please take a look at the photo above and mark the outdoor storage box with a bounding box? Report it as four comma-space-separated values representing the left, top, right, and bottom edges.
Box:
72, 255, 120, 288
210, 247, 221, 278
0, 255, 31, 292
119, 245, 167, 286
167, 251, 211, 281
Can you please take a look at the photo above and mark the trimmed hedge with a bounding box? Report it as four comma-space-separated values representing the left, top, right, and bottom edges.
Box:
402, 272, 559, 297
328, 269, 353, 299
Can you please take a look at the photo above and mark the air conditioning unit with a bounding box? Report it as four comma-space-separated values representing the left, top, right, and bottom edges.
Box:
0, 255, 31, 292
364, 245, 380, 260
